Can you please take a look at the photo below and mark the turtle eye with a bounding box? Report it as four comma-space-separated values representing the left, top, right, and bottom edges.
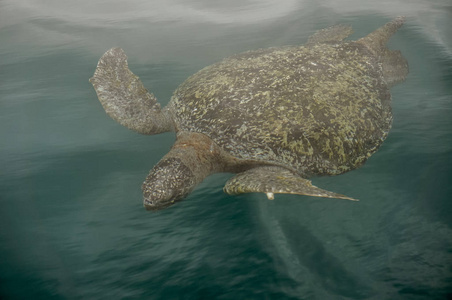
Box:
143, 199, 154, 211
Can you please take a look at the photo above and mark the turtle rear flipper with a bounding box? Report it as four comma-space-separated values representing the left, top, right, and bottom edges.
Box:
307, 24, 353, 45
357, 16, 406, 54
357, 17, 408, 86
223, 166, 357, 201
90, 48, 174, 135
381, 49, 409, 86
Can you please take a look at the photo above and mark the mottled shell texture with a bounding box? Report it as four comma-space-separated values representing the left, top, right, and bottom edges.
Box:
169, 42, 391, 176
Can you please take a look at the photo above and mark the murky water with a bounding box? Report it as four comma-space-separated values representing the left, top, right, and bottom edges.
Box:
1, 1, 451, 299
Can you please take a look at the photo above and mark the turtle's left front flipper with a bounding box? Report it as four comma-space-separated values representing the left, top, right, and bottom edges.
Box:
224, 166, 357, 201
90, 48, 174, 135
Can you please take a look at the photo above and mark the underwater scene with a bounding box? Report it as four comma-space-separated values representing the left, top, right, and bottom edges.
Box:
1, 0, 451, 299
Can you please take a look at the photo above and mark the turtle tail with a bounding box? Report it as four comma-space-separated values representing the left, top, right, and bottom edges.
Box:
358, 16, 408, 86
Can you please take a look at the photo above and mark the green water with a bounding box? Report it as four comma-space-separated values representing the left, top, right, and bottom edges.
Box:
1, 1, 452, 299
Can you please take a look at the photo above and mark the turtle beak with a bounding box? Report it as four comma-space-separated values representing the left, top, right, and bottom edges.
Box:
143, 197, 177, 211
142, 186, 190, 211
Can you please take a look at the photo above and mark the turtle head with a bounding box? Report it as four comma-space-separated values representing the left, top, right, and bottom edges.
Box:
142, 157, 197, 211
142, 131, 223, 211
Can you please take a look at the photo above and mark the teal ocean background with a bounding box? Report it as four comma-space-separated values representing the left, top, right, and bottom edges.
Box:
1, 1, 451, 299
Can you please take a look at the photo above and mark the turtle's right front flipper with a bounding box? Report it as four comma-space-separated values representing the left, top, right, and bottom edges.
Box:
90, 48, 174, 135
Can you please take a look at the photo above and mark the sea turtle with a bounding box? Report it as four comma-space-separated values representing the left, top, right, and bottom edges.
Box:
90, 17, 408, 211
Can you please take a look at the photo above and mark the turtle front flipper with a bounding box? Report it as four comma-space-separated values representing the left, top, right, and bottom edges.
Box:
224, 166, 357, 201
90, 48, 174, 135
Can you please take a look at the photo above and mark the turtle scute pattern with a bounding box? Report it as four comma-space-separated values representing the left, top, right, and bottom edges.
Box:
169, 42, 392, 176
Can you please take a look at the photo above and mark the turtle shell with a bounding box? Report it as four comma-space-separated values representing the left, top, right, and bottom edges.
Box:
168, 42, 392, 176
